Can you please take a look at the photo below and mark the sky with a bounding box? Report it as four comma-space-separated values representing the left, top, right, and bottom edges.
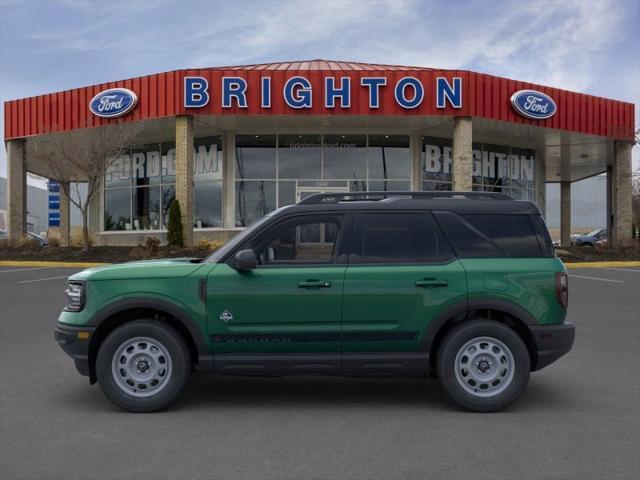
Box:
0, 0, 638, 182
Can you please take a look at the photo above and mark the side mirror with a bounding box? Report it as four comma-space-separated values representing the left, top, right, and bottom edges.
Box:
233, 249, 258, 270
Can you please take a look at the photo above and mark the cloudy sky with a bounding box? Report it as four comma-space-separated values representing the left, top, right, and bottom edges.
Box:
1, 0, 638, 179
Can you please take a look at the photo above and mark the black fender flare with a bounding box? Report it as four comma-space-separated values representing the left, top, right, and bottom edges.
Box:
87, 297, 213, 372
422, 297, 537, 353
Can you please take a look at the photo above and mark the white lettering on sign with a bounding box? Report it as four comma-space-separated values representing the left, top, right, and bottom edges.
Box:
97, 95, 124, 113
105, 144, 220, 182
424, 143, 535, 182
523, 95, 549, 114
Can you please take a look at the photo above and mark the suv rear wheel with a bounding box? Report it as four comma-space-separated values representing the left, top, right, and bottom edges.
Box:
96, 320, 191, 412
436, 320, 530, 412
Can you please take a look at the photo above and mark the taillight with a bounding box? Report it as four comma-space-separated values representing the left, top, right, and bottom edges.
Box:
556, 272, 568, 310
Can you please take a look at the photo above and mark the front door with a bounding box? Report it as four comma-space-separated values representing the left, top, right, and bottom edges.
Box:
207, 213, 350, 371
341, 211, 467, 373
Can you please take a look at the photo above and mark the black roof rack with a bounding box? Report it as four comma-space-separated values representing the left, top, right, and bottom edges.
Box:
298, 191, 512, 205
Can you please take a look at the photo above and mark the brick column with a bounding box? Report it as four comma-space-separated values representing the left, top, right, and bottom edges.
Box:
452, 117, 472, 191
175, 116, 194, 245
410, 133, 422, 190
222, 133, 236, 228
560, 181, 571, 246
6, 139, 27, 244
611, 141, 633, 247
59, 182, 70, 247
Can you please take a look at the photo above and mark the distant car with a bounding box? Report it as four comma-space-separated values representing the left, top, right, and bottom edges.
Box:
571, 229, 607, 247
27, 231, 48, 246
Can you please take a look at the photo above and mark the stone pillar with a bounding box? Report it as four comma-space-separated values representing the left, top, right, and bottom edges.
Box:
560, 181, 571, 247
452, 117, 472, 191
611, 141, 633, 247
222, 133, 236, 228
59, 182, 70, 247
410, 133, 422, 191
175, 116, 194, 246
6, 139, 27, 244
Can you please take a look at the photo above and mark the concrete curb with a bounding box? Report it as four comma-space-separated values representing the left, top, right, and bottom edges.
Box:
1, 260, 639, 269
564, 261, 640, 268
0, 261, 109, 268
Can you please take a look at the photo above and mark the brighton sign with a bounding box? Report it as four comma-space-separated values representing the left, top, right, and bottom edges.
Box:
183, 75, 463, 110
89, 88, 138, 118
510, 89, 557, 120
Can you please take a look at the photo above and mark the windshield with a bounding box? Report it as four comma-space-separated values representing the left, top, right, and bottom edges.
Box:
587, 229, 603, 237
203, 206, 293, 263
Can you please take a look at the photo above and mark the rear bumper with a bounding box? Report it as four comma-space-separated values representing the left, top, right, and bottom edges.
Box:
530, 322, 575, 371
54, 323, 95, 377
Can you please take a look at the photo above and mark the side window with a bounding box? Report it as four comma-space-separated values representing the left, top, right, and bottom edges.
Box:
254, 217, 341, 265
435, 212, 542, 258
357, 213, 454, 264
433, 212, 502, 258
461, 214, 542, 258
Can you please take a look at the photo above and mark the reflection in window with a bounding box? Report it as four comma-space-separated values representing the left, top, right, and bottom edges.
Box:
132, 186, 160, 230
104, 189, 131, 231
236, 180, 276, 227
323, 135, 367, 179
368, 135, 410, 180
278, 135, 322, 179
236, 135, 276, 179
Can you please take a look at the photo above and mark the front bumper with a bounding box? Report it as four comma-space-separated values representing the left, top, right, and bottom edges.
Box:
54, 323, 95, 377
530, 322, 575, 371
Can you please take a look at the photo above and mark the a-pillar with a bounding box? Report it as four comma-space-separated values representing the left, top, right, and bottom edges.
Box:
175, 115, 194, 246
59, 182, 70, 246
560, 181, 571, 247
6, 139, 27, 244
452, 117, 472, 191
611, 141, 633, 247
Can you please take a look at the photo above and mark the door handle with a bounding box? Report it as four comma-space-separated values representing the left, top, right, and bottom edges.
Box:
415, 279, 448, 288
297, 280, 332, 289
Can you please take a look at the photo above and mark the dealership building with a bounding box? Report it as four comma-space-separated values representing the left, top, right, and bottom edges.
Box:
3, 60, 636, 246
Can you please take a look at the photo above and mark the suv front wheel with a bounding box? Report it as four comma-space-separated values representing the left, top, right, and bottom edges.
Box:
96, 320, 191, 412
436, 320, 530, 412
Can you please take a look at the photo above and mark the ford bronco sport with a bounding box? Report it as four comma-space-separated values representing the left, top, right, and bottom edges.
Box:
55, 191, 574, 412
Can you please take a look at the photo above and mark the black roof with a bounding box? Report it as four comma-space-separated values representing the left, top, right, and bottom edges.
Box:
280, 191, 541, 216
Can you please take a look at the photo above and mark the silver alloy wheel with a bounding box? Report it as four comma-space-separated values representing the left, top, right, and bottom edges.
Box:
111, 336, 172, 398
454, 336, 515, 398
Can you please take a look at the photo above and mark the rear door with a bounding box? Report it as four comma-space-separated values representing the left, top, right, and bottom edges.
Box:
341, 211, 467, 372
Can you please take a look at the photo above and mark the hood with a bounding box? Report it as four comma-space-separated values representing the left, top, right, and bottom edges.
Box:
69, 258, 207, 281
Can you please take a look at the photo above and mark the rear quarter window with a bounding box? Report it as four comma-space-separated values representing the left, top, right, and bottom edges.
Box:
434, 212, 543, 258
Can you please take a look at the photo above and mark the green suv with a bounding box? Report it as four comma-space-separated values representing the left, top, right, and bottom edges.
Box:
55, 191, 574, 412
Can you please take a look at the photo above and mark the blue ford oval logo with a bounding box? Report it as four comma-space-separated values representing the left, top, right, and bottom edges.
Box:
89, 88, 138, 118
510, 89, 556, 120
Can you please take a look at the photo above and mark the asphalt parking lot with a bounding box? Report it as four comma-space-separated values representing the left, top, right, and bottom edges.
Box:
1, 265, 639, 480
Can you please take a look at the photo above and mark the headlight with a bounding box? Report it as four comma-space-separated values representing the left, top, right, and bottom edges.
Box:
64, 282, 85, 312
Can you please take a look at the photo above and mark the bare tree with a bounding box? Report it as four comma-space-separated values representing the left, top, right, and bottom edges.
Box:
27, 121, 144, 250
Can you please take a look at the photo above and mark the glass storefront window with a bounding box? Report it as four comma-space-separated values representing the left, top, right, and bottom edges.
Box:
132, 186, 161, 230
278, 134, 322, 179
368, 135, 410, 180
104, 188, 131, 231
236, 135, 276, 179
423, 136, 536, 198
322, 134, 367, 180
104, 136, 223, 231
236, 180, 276, 227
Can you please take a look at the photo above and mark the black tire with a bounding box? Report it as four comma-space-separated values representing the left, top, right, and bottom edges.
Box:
96, 320, 191, 412
436, 320, 530, 412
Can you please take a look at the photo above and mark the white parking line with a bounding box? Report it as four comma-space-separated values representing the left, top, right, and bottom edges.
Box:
568, 274, 624, 283
599, 267, 640, 273
18, 275, 69, 284
0, 266, 55, 274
